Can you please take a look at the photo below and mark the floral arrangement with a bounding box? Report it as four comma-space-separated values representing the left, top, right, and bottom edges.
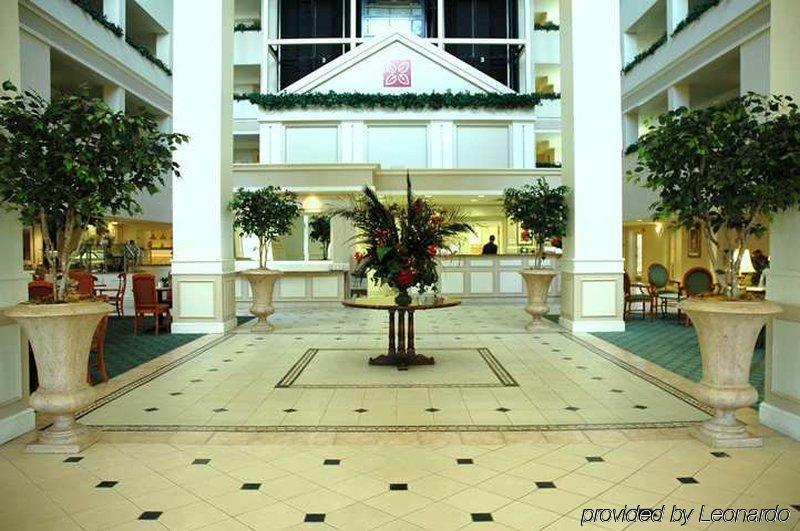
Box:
337, 176, 473, 303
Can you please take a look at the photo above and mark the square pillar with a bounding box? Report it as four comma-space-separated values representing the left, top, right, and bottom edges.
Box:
558, 0, 625, 332
760, 0, 800, 440
171, 0, 237, 334
667, 83, 691, 110
20, 31, 50, 100
667, 0, 689, 35
156, 34, 172, 68
622, 111, 639, 147
102, 85, 125, 112
0, 0, 35, 445
103, 0, 126, 33
740, 31, 770, 95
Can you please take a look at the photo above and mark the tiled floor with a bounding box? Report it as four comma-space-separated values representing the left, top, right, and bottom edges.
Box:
4, 304, 799, 530
78, 306, 708, 431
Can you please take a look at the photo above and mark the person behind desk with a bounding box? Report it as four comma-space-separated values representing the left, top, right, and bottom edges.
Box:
482, 235, 498, 255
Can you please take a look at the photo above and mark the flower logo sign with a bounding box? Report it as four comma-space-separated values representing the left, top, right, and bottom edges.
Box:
383, 59, 412, 88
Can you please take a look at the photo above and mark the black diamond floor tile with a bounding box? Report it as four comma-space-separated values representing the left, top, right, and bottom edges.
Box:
425, 408, 439, 413
633, 405, 648, 410
241, 483, 261, 490
138, 511, 162, 520
711, 451, 730, 458
677, 477, 698, 484
95, 481, 118, 488
457, 458, 474, 465
353, 408, 368, 413
192, 459, 211, 465
610, 389, 624, 393
169, 392, 183, 396
283, 408, 298, 413
63, 457, 83, 463
304, 513, 325, 522
535, 481, 557, 489
144, 407, 159, 412
471, 513, 493, 522
323, 459, 341, 466
212, 408, 228, 413
585, 456, 605, 463
496, 407, 511, 412
389, 483, 408, 491
565, 406, 580, 412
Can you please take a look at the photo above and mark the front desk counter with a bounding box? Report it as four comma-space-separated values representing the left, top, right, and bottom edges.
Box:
434, 254, 561, 300
235, 260, 349, 304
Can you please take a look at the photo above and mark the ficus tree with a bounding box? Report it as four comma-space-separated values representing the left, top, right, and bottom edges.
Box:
0, 82, 187, 301
503, 178, 569, 268
628, 92, 800, 298
228, 186, 300, 269
308, 214, 331, 260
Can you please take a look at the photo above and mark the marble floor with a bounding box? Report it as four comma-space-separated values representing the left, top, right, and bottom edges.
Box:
2, 304, 799, 530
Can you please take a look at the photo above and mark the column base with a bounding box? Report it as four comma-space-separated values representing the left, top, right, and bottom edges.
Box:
171, 272, 237, 335
250, 320, 275, 333
692, 423, 762, 449
27, 425, 100, 454
559, 270, 625, 333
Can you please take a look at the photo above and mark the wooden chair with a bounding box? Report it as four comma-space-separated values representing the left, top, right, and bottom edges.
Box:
680, 267, 717, 325
87, 315, 109, 384
132, 272, 170, 335
647, 262, 682, 317
68, 271, 96, 296
96, 272, 126, 317
624, 272, 654, 321
28, 280, 54, 302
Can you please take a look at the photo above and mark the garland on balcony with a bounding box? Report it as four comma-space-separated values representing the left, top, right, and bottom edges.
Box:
70, 0, 171, 75
125, 37, 172, 75
533, 22, 560, 31
622, 32, 667, 74
234, 22, 262, 32
235, 91, 561, 111
70, 0, 123, 37
671, 0, 721, 36
536, 162, 562, 168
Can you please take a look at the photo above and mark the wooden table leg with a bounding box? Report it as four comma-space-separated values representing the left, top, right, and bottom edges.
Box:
397, 310, 406, 355
407, 310, 415, 355
387, 309, 396, 356
369, 307, 434, 368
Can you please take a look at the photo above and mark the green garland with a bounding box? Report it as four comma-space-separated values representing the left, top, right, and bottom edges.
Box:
536, 162, 562, 168
671, 0, 721, 36
235, 91, 561, 111
534, 22, 560, 31
234, 22, 262, 32
622, 32, 667, 74
624, 142, 639, 155
70, 0, 123, 37
125, 37, 172, 75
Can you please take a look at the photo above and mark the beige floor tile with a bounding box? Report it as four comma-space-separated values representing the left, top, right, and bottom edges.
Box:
206, 489, 276, 516
363, 490, 433, 518
519, 488, 589, 514
324, 502, 395, 530
492, 500, 562, 530
71, 498, 143, 530
129, 484, 201, 512
284, 487, 355, 513
157, 500, 230, 530
238, 501, 308, 530
402, 501, 473, 530
328, 474, 390, 501
441, 486, 512, 512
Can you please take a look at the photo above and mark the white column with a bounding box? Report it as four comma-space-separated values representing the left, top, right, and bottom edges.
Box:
760, 0, 800, 441
156, 33, 172, 68
0, 0, 35, 445
350, 0, 358, 46
667, 0, 689, 35
740, 31, 770, 95
558, 0, 625, 332
667, 83, 691, 110
102, 85, 125, 112
103, 0, 126, 33
622, 111, 639, 147
171, 0, 237, 334
622, 32, 637, 64
20, 31, 50, 100
437, 0, 444, 46
260, 0, 270, 93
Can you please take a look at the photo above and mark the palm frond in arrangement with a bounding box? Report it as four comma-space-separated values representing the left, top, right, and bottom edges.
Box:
334, 174, 473, 293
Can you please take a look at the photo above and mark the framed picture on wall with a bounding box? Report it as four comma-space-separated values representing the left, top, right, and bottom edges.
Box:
688, 227, 701, 258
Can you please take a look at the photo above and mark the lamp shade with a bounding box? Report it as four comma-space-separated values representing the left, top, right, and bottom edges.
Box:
738, 249, 756, 274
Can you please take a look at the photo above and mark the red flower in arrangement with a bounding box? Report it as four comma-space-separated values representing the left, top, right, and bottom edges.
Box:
430, 214, 443, 226
354, 251, 365, 264
550, 236, 562, 248
396, 268, 416, 288
427, 244, 438, 257
521, 228, 531, 242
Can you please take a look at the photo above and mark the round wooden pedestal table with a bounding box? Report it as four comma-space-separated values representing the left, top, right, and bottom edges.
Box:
342, 296, 461, 370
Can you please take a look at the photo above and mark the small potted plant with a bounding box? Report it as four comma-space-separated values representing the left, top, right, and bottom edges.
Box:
630, 93, 800, 447
0, 82, 186, 452
229, 186, 300, 332
337, 176, 472, 305
503, 178, 569, 329
308, 214, 331, 260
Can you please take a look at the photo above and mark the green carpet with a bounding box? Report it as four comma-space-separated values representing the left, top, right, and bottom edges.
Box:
593, 318, 765, 402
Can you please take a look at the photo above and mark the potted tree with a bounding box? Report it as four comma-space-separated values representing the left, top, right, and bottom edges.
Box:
630, 93, 800, 447
309, 214, 331, 260
503, 178, 569, 329
0, 82, 186, 452
229, 186, 300, 332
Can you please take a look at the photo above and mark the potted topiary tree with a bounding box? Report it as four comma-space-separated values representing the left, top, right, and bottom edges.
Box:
630, 93, 800, 447
0, 82, 186, 452
229, 186, 300, 332
308, 214, 331, 260
503, 178, 569, 329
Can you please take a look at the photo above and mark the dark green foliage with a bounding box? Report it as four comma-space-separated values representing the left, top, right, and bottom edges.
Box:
534, 22, 559, 31
0, 82, 187, 300
671, 0, 721, 37
622, 33, 667, 74
235, 91, 561, 111
503, 179, 569, 268
308, 214, 331, 260
228, 186, 301, 269
624, 142, 639, 156
125, 37, 172, 75
70, 0, 123, 37
335, 176, 473, 292
628, 93, 800, 297
234, 22, 262, 31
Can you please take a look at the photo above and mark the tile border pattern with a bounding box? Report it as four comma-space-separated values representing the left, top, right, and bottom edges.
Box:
274, 347, 518, 388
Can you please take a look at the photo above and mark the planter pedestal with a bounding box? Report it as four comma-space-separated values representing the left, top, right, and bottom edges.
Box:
679, 298, 782, 448
520, 269, 557, 331
241, 269, 282, 333
4, 301, 110, 453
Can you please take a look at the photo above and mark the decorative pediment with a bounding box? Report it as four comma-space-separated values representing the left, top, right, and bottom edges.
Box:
283, 32, 513, 95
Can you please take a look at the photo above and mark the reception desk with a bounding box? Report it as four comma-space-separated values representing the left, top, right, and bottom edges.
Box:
235, 260, 349, 304
436, 254, 561, 301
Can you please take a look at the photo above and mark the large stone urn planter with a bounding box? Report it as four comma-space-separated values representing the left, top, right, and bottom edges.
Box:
4, 300, 110, 453
679, 298, 782, 448
241, 269, 282, 333
520, 269, 557, 331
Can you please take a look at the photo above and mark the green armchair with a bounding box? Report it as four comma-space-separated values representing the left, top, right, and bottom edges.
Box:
647, 263, 682, 317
